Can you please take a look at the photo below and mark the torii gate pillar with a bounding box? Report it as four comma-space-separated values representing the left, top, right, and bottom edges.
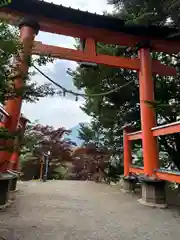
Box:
138, 44, 166, 207
6, 17, 39, 132
138, 45, 159, 175
0, 17, 40, 171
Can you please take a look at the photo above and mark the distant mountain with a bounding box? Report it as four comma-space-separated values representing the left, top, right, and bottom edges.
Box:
66, 123, 89, 146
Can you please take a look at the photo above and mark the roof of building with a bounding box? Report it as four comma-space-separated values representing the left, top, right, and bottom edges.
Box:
4, 0, 180, 40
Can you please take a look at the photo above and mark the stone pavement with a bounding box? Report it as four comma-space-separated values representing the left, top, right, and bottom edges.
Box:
0, 180, 180, 240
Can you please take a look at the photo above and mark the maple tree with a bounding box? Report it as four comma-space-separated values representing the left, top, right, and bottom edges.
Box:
22, 123, 75, 161
71, 144, 111, 181
20, 122, 77, 179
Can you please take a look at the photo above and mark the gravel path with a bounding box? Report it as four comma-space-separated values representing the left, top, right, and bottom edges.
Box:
0, 180, 180, 240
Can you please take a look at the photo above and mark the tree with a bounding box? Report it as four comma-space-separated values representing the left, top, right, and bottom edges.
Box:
72, 0, 180, 170
72, 145, 111, 181
0, 20, 58, 104
22, 122, 75, 160
78, 121, 104, 147
21, 122, 76, 179
72, 44, 139, 164
78, 124, 95, 146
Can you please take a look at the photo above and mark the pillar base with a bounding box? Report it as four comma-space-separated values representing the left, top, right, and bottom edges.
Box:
43, 175, 47, 182
122, 176, 137, 193
0, 173, 13, 206
139, 177, 167, 208
10, 177, 18, 192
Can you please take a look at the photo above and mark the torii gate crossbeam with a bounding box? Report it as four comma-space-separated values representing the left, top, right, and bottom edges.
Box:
32, 41, 176, 76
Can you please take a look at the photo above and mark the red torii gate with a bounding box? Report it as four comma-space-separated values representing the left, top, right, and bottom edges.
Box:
1, 0, 180, 205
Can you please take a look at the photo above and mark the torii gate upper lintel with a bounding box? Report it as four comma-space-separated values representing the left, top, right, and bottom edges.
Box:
1, 0, 180, 54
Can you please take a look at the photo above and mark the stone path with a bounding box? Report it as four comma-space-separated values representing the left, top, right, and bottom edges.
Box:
0, 180, 180, 240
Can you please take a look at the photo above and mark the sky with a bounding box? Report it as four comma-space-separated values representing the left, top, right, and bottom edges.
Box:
22, 0, 113, 129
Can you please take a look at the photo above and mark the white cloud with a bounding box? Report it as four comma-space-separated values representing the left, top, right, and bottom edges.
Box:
22, 98, 90, 129
22, 0, 112, 129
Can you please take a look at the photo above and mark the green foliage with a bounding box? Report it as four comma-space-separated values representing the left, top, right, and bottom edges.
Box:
104, 161, 123, 183
0, 0, 12, 7
52, 165, 69, 180
0, 20, 57, 104
19, 152, 37, 168
75, 42, 139, 160
73, 0, 180, 172
79, 124, 96, 145
132, 148, 143, 166
78, 121, 104, 148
